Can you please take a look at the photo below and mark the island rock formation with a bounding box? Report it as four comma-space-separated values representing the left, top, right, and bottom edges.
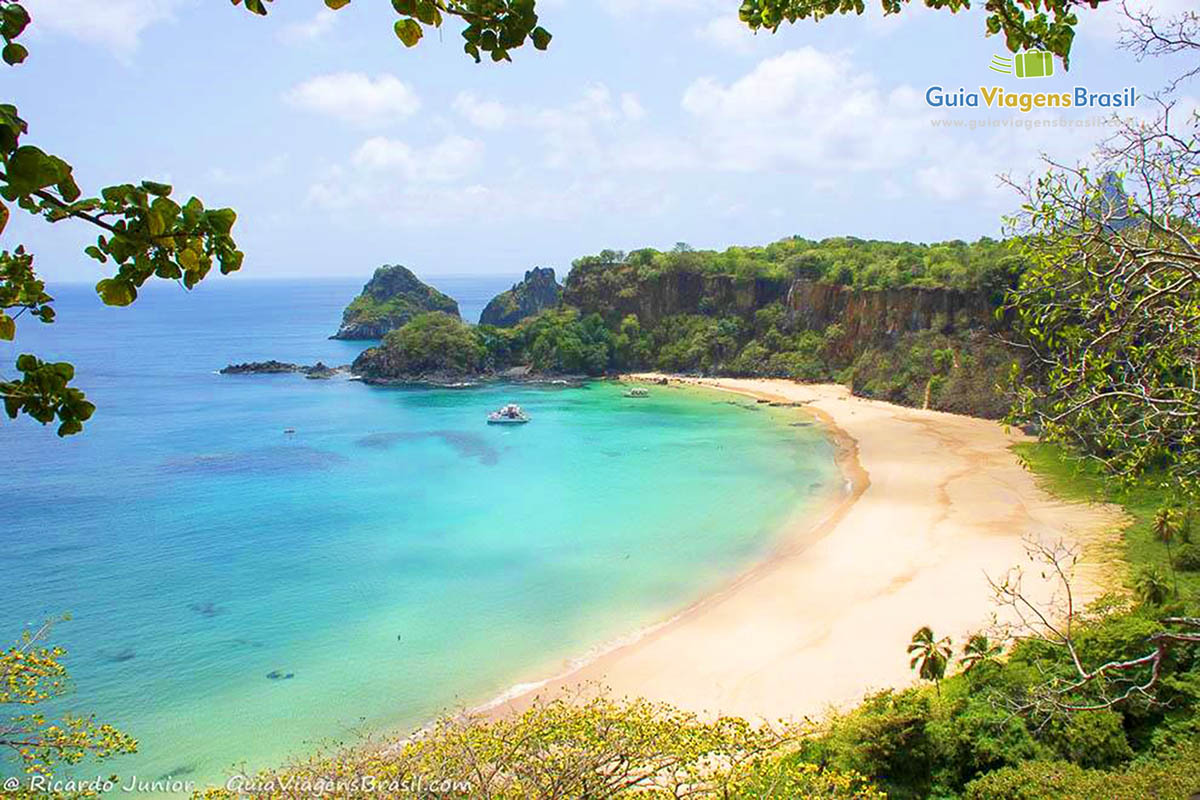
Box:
332, 265, 459, 340
479, 267, 563, 327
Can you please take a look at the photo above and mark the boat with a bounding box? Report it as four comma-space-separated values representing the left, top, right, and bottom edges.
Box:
487, 403, 530, 424
623, 387, 649, 398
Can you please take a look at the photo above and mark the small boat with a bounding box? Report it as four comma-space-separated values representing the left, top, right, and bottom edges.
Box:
623, 387, 649, 398
487, 403, 530, 424
283, 428, 296, 435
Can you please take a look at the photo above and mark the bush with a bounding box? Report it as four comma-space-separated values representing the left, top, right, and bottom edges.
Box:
194, 696, 884, 800
1175, 544, 1200, 572
963, 741, 1200, 800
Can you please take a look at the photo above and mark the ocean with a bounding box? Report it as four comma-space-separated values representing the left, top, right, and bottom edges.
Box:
0, 277, 837, 791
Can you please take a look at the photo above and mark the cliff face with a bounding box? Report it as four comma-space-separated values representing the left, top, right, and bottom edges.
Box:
480, 267, 563, 327
784, 280, 998, 360
332, 265, 459, 340
563, 264, 790, 324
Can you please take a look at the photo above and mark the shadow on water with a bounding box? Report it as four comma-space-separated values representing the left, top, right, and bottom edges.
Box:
98, 647, 137, 663
189, 601, 226, 618
161, 446, 347, 476
355, 430, 500, 466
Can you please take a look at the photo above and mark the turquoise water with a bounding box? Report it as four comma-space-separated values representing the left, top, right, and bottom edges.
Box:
0, 279, 836, 792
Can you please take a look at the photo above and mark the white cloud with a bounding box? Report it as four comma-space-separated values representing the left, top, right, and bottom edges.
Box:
350, 135, 484, 182
694, 15, 761, 55
22, 0, 182, 57
279, 9, 339, 44
453, 92, 511, 130
620, 93, 646, 120
284, 73, 421, 127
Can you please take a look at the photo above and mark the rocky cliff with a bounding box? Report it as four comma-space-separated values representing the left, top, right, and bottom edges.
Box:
332, 265, 459, 340
480, 267, 563, 327
784, 280, 999, 360
562, 263, 790, 324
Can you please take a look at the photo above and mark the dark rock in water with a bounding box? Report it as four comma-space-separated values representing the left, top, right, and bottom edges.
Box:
266, 670, 295, 681
220, 360, 302, 375
479, 267, 563, 328
189, 601, 225, 617
221, 360, 345, 377
305, 361, 336, 379
158, 766, 196, 781
333, 265, 459, 339
789, 421, 813, 427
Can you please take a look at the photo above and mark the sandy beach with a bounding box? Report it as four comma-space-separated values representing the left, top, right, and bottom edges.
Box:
496, 376, 1127, 724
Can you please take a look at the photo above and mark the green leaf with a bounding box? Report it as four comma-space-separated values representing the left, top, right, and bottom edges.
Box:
325, 0, 352, 7
531, 26, 551, 50
95, 278, 136, 307
2, 42, 28, 65
394, 18, 422, 47
5, 146, 69, 194
141, 180, 173, 197
0, 313, 13, 341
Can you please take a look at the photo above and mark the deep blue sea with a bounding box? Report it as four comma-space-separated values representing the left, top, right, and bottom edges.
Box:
0, 277, 836, 793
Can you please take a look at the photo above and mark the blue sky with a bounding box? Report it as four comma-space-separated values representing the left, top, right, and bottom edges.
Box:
7, 0, 1195, 281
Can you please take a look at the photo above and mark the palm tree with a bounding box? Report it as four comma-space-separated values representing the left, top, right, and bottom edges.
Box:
908, 626, 952, 694
1153, 506, 1179, 598
959, 633, 1002, 673
1134, 565, 1171, 606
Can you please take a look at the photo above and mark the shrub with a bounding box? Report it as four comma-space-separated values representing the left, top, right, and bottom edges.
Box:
963, 741, 1200, 800
194, 696, 884, 800
1175, 544, 1200, 572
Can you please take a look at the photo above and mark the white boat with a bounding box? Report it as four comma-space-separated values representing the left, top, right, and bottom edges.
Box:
624, 387, 649, 398
487, 403, 530, 424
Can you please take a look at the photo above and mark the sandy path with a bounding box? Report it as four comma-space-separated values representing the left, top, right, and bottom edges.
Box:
493, 377, 1126, 724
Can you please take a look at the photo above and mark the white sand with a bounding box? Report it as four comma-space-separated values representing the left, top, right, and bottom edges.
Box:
493, 377, 1126, 724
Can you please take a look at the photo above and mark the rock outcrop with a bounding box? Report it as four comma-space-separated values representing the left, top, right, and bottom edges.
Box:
220, 361, 343, 377
332, 265, 459, 340
480, 267, 563, 327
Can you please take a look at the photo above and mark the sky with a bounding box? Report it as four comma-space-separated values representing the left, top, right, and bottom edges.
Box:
5, 0, 1197, 281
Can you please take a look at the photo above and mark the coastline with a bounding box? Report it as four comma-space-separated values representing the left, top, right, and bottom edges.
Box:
482, 375, 1128, 725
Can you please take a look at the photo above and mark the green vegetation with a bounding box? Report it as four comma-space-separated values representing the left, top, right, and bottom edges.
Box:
569, 236, 1024, 293
354, 312, 484, 377
335, 265, 460, 339
194, 696, 884, 800
737, 0, 1103, 65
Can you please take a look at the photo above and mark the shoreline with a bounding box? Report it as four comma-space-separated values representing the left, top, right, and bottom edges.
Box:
478, 376, 1127, 725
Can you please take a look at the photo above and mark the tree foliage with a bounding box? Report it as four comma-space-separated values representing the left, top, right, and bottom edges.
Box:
1004, 112, 1200, 489
0, 1, 244, 436
232, 0, 551, 62
737, 0, 1102, 65
195, 694, 882, 799
0, 620, 138, 794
